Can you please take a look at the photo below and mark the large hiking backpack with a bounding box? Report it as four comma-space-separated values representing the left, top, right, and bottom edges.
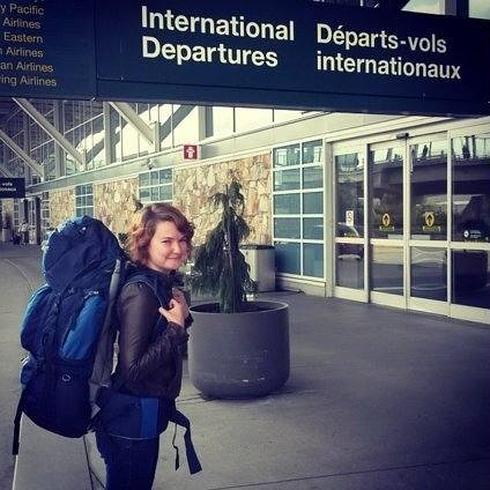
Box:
13, 216, 125, 452
13, 215, 202, 474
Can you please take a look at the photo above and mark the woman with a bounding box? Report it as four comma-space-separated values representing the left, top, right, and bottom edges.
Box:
95, 203, 195, 489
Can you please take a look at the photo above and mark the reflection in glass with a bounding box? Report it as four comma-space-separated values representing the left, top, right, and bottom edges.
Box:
336, 244, 364, 289
302, 140, 323, 164
371, 245, 403, 295
273, 194, 300, 214
304, 243, 324, 278
275, 242, 301, 274
411, 247, 447, 301
273, 169, 300, 191
452, 133, 490, 243
160, 186, 172, 201
452, 250, 490, 309
235, 107, 273, 133
369, 145, 403, 239
212, 106, 234, 138
303, 192, 323, 214
303, 165, 323, 189
336, 153, 364, 237
273, 144, 300, 168
303, 218, 323, 239
410, 140, 447, 240
159, 169, 172, 184
274, 218, 300, 239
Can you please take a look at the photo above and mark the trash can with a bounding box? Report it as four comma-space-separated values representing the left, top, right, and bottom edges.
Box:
240, 244, 275, 292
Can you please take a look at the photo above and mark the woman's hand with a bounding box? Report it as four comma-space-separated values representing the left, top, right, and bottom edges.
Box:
158, 288, 189, 328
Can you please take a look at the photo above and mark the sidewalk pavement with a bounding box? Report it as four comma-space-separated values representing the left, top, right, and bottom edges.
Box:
2, 243, 490, 489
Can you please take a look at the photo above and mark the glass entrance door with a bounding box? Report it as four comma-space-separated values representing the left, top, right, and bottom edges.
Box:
333, 143, 366, 301
369, 141, 406, 308
407, 134, 449, 315
333, 125, 489, 324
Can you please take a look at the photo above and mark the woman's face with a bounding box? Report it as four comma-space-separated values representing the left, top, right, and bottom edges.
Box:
146, 220, 189, 273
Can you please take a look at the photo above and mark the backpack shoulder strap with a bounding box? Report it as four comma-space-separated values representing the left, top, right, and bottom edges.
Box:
124, 273, 166, 307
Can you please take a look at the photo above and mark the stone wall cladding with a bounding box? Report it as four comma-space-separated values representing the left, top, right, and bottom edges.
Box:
174, 153, 272, 246
50, 189, 75, 227
95, 178, 138, 234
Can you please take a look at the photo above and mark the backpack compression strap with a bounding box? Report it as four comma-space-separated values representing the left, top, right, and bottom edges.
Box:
12, 391, 24, 455
170, 408, 202, 474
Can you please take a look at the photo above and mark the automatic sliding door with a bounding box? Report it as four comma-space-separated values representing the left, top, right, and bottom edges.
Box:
408, 135, 449, 315
369, 142, 405, 307
449, 127, 490, 324
334, 145, 366, 300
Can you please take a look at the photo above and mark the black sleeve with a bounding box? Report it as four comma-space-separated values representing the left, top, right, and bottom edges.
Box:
117, 282, 189, 385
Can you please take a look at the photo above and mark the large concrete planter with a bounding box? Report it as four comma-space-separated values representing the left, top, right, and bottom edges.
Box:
188, 301, 289, 398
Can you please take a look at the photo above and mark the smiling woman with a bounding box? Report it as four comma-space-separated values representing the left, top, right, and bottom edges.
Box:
94, 202, 200, 488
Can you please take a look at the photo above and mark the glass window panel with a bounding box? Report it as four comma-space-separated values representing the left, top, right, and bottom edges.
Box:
173, 106, 199, 146
304, 243, 323, 278
410, 140, 447, 240
150, 171, 159, 186
87, 195, 93, 206
212, 106, 234, 138
369, 146, 402, 239
140, 188, 150, 201
403, 0, 442, 15
150, 187, 159, 201
273, 169, 300, 191
303, 218, 323, 240
470, 0, 490, 19
303, 192, 323, 214
139, 172, 150, 187
452, 133, 490, 243
273, 144, 300, 168
273, 194, 300, 214
302, 140, 322, 164
452, 250, 490, 309
76, 197, 82, 207
336, 244, 364, 289
336, 152, 364, 237
303, 165, 323, 189
371, 245, 403, 295
274, 242, 300, 275
274, 218, 300, 239
235, 107, 273, 133
121, 119, 139, 160
159, 104, 173, 148
159, 169, 172, 184
160, 185, 172, 201
411, 247, 447, 301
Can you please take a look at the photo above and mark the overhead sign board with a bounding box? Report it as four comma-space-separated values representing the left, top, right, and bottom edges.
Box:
0, 0, 96, 98
1, 0, 489, 116
0, 177, 25, 198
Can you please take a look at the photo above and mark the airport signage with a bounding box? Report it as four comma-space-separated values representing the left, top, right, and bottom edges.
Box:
0, 0, 96, 98
0, 178, 25, 198
1, 0, 489, 116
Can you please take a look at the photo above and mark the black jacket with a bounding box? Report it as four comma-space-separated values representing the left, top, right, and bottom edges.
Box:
114, 266, 190, 400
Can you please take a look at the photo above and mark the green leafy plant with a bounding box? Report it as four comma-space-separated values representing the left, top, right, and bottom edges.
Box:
190, 178, 256, 313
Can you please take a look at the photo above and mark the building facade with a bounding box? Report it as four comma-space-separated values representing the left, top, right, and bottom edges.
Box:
0, 0, 488, 324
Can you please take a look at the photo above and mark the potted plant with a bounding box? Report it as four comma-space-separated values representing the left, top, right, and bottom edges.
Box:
188, 178, 289, 398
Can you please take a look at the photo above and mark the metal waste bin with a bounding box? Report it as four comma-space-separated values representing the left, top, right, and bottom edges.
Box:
240, 244, 275, 292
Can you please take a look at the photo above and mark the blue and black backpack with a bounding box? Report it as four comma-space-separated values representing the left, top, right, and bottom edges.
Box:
13, 216, 201, 474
